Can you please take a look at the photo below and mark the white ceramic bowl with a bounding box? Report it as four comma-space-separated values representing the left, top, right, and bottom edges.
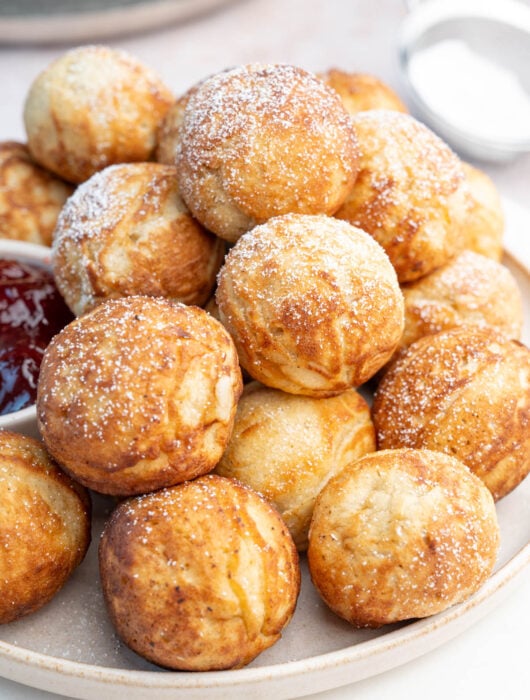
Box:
0, 239, 55, 440
399, 0, 530, 163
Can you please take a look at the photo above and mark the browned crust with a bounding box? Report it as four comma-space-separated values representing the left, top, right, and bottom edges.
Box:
216, 383, 376, 550
318, 69, 408, 115
23, 46, 174, 184
99, 474, 300, 670
372, 327, 530, 500
52, 162, 225, 316
308, 448, 499, 627
335, 110, 469, 283
461, 162, 504, 261
155, 83, 205, 166
216, 213, 404, 395
176, 64, 359, 242
398, 250, 524, 350
37, 297, 243, 496
0, 429, 91, 624
0, 140, 73, 246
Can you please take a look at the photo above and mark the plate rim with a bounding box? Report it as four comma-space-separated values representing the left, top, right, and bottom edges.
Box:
0, 541, 528, 698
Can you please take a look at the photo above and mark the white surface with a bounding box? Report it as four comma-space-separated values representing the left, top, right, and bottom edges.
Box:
0, 1, 529, 698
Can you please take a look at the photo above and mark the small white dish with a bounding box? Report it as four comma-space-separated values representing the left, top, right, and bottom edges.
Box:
0, 239, 54, 440
399, 0, 530, 163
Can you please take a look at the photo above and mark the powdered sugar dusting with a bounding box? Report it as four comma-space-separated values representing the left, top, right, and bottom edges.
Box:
52, 165, 136, 313
216, 214, 404, 392
181, 63, 352, 163
401, 249, 524, 343
53, 165, 132, 247
352, 109, 465, 205
309, 449, 499, 625
336, 109, 469, 282
176, 64, 357, 239
373, 326, 530, 502
37, 296, 237, 462
375, 329, 501, 448
52, 162, 193, 316
218, 215, 397, 336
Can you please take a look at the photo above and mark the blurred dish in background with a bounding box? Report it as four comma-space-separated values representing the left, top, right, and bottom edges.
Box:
399, 0, 530, 163
0, 0, 242, 44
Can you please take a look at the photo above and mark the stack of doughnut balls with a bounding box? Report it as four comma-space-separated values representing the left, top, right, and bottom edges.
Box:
1, 45, 528, 671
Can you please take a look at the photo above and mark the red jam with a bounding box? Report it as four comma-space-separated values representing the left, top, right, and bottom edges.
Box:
0, 258, 74, 415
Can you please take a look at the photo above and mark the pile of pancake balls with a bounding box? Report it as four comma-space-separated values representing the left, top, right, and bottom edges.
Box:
1, 45, 528, 671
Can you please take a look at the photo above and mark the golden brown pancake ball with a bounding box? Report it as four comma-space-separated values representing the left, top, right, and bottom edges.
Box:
215, 213, 404, 396
398, 250, 523, 351
308, 448, 499, 628
52, 162, 225, 316
37, 296, 243, 497
0, 429, 91, 624
156, 84, 200, 166
372, 327, 530, 501
99, 474, 300, 670
318, 69, 408, 115
215, 382, 376, 550
156, 72, 231, 167
176, 63, 359, 243
204, 295, 254, 384
155, 94, 189, 166
0, 141, 73, 246
335, 110, 469, 283
461, 162, 505, 261
23, 45, 174, 184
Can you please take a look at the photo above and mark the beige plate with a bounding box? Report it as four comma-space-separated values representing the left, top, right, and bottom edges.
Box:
0, 0, 241, 45
0, 197, 529, 700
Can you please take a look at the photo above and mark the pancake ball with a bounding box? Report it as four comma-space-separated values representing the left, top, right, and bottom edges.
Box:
203, 294, 252, 384
52, 162, 225, 316
99, 474, 300, 670
37, 296, 243, 497
216, 213, 404, 396
215, 382, 376, 550
308, 448, 499, 628
156, 94, 190, 166
0, 141, 73, 246
398, 250, 523, 351
156, 72, 230, 166
24, 45, 174, 184
461, 162, 505, 261
318, 69, 408, 115
335, 110, 469, 283
373, 326, 530, 501
0, 429, 91, 624
176, 63, 358, 243
156, 82, 202, 166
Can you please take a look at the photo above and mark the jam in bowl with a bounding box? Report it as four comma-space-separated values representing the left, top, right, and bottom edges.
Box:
0, 240, 73, 437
